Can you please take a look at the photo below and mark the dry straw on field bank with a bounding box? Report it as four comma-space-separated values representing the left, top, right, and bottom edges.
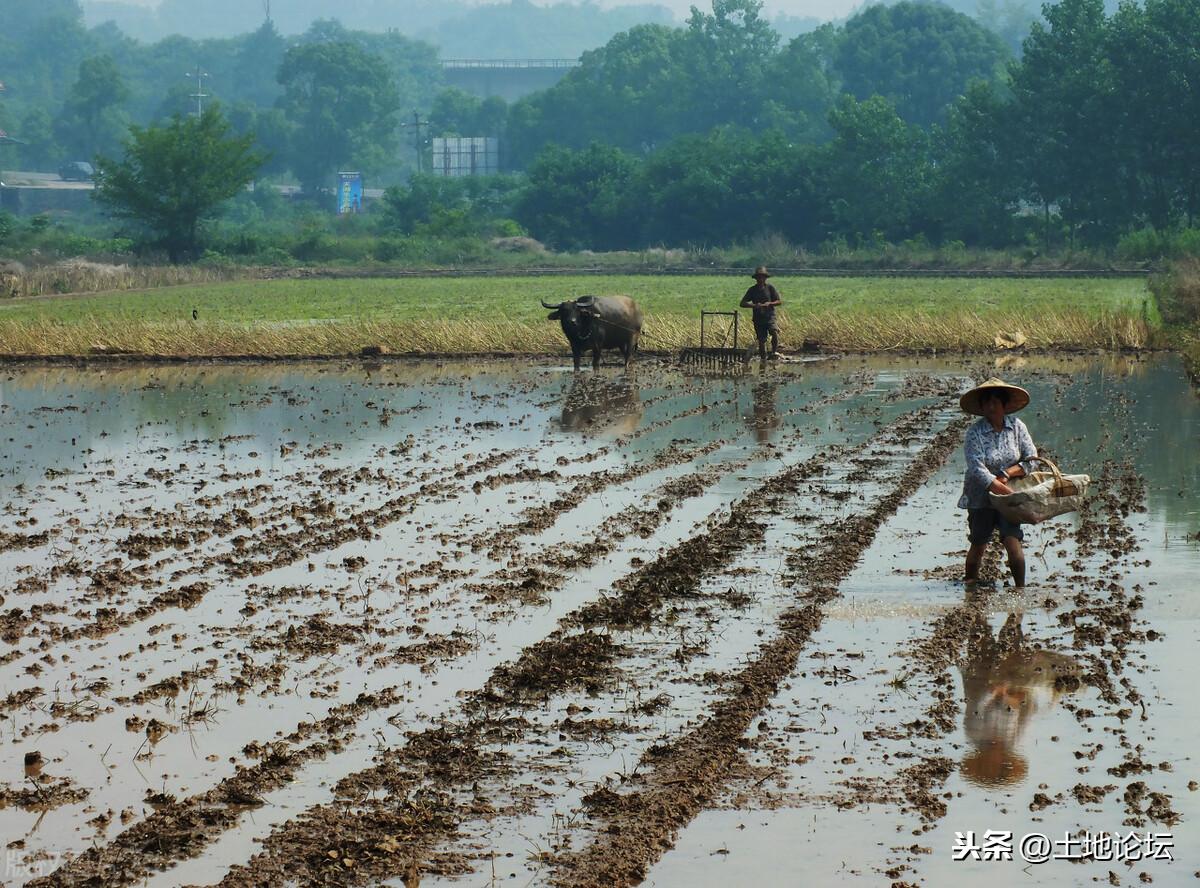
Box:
0, 262, 255, 299
0, 309, 1151, 357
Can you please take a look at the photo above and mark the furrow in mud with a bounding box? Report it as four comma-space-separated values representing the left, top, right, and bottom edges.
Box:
25, 688, 406, 887
14, 437, 757, 885
546, 415, 969, 887
10, 358, 1190, 888
171, 403, 953, 887
0, 447, 535, 663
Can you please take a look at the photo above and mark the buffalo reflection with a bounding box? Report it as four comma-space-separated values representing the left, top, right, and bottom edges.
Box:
558, 376, 643, 437
959, 611, 1081, 787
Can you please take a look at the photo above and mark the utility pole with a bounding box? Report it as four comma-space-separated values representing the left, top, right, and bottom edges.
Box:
186, 67, 210, 117
399, 110, 428, 174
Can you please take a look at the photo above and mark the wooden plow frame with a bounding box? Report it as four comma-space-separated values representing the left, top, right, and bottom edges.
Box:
679, 311, 749, 371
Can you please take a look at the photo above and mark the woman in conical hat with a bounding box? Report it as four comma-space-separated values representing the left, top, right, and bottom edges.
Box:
956, 378, 1037, 587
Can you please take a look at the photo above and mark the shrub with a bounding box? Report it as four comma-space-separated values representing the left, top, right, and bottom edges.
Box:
1116, 227, 1168, 262
1151, 258, 1200, 325
1117, 226, 1200, 262
373, 238, 411, 263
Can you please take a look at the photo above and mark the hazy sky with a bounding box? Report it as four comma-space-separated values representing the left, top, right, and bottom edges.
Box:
116, 0, 857, 24
595, 0, 854, 19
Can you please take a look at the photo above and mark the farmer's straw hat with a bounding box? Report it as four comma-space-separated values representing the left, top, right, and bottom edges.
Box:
960, 377, 1030, 416
752, 266, 770, 278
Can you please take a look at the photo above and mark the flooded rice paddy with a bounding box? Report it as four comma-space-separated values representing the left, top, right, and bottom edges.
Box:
0, 354, 1197, 887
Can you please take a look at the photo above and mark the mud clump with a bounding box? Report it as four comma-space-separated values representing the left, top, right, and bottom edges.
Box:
0, 775, 90, 810
485, 631, 626, 704
1072, 783, 1117, 804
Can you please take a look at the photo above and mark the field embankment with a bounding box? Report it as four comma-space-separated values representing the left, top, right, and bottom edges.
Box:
0, 274, 1156, 358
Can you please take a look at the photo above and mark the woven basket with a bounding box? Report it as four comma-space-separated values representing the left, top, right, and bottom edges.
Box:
988, 457, 1091, 525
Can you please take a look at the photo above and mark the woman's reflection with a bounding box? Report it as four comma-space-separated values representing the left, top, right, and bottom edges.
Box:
959, 610, 1081, 787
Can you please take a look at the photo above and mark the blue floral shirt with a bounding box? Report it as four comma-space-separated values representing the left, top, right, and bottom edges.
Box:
958, 415, 1038, 510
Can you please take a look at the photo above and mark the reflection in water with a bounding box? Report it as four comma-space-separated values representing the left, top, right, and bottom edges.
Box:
743, 377, 781, 443
558, 376, 643, 437
959, 611, 1080, 787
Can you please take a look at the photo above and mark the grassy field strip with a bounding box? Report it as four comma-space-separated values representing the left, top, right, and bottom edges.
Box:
0, 276, 1154, 356
0, 275, 1153, 322
0, 310, 1153, 356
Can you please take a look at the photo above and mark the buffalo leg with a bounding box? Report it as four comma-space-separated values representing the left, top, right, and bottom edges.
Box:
592, 347, 601, 371
572, 346, 582, 372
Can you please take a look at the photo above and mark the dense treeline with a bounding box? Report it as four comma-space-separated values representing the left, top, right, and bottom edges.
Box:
3, 0, 1200, 262
502, 0, 1009, 165
0, 2, 441, 186
2, 0, 1022, 187
506, 0, 1200, 251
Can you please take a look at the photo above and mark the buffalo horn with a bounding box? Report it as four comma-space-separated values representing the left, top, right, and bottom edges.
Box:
541, 299, 564, 309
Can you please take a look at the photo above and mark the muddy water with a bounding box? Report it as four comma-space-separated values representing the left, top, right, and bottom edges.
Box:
649, 356, 1200, 888
0, 355, 1195, 888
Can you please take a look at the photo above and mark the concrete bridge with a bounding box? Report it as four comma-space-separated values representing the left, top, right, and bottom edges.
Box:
440, 59, 578, 103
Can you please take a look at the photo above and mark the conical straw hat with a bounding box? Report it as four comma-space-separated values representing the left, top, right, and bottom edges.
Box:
959, 377, 1030, 416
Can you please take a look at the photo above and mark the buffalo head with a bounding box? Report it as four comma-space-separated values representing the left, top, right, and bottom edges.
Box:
542, 297, 599, 337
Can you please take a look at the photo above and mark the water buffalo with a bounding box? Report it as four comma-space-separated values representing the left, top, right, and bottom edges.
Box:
541, 295, 643, 371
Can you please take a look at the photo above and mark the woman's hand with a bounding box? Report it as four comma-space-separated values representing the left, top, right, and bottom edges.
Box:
989, 478, 1014, 496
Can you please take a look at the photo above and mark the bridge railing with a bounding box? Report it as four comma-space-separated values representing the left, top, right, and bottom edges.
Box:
440, 59, 579, 69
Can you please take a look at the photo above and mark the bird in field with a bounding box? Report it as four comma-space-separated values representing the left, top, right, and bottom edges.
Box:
192, 308, 198, 320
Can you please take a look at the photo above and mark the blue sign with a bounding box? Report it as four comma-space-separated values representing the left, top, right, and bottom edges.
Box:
336, 172, 363, 215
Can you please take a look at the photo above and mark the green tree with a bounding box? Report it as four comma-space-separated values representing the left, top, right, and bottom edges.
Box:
835, 2, 1010, 128
1007, 0, 1121, 244
380, 173, 522, 235
506, 2, 786, 169
1108, 0, 1200, 228
638, 127, 824, 245
975, 0, 1041, 55
514, 143, 641, 250
760, 26, 839, 141
0, 2, 91, 112
226, 104, 293, 179
277, 41, 399, 194
505, 24, 689, 166
234, 19, 287, 109
429, 88, 507, 139
94, 107, 265, 262
928, 81, 1021, 245
16, 108, 58, 171
821, 94, 932, 242
679, 0, 781, 133
55, 55, 130, 159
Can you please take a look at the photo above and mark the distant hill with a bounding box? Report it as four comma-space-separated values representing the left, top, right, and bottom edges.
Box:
82, 0, 678, 56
